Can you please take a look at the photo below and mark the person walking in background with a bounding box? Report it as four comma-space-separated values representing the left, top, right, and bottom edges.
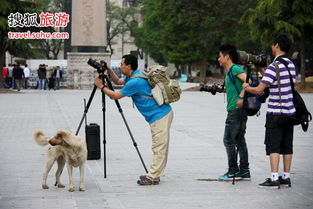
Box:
53, 66, 63, 89
23, 64, 30, 89
7, 64, 13, 88
12, 64, 24, 91
37, 64, 47, 90
1, 64, 8, 88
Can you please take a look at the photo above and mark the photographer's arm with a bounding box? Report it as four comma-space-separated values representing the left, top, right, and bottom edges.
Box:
237, 73, 247, 108
237, 73, 247, 97
107, 67, 125, 85
242, 82, 268, 95
94, 78, 125, 100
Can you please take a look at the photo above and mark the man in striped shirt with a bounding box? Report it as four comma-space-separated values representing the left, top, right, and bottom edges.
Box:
243, 35, 296, 188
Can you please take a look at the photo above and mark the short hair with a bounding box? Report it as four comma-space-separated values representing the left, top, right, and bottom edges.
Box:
273, 34, 291, 53
25, 64, 28, 67
219, 44, 238, 63
122, 54, 138, 70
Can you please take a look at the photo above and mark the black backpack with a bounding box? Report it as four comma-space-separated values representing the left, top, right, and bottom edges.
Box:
228, 65, 268, 116
275, 56, 312, 131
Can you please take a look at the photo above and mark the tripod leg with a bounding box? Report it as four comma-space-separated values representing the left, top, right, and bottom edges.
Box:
101, 78, 107, 178
75, 85, 98, 135
104, 75, 148, 173
118, 110, 148, 173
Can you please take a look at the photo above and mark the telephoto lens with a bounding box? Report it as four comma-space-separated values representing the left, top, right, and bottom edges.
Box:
237, 50, 268, 67
87, 58, 106, 73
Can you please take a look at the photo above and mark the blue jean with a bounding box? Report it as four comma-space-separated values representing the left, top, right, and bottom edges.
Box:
24, 77, 29, 89
38, 79, 46, 90
223, 108, 249, 172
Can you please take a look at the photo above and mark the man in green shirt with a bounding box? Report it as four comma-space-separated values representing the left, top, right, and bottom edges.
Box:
217, 44, 250, 181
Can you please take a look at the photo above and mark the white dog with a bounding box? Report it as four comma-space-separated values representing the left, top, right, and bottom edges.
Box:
33, 130, 87, 192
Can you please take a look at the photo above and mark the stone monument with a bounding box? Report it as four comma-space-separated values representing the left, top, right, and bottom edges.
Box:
67, 0, 110, 89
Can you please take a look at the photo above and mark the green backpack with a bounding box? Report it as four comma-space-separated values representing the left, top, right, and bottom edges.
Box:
131, 65, 181, 105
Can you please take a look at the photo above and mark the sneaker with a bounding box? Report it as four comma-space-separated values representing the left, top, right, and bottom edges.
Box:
259, 178, 280, 189
137, 175, 159, 185
139, 175, 160, 183
279, 176, 291, 187
218, 171, 242, 181
235, 170, 251, 181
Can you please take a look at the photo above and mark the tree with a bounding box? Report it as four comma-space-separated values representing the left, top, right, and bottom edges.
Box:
133, 0, 217, 79
106, 0, 141, 57
0, 0, 42, 67
132, 0, 261, 81
246, 0, 313, 88
36, 0, 64, 59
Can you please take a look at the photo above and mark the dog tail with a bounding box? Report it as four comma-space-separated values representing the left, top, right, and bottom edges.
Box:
33, 130, 50, 146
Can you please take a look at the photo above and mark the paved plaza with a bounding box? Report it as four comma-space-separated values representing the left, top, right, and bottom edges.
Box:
0, 84, 313, 209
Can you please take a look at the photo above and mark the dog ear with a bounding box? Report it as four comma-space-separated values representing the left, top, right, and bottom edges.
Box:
56, 130, 69, 140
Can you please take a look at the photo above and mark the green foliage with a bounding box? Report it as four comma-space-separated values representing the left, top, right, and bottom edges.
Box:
245, 0, 313, 49
0, 0, 47, 62
133, 0, 261, 66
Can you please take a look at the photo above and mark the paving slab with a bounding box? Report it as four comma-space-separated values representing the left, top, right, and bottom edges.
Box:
0, 85, 312, 209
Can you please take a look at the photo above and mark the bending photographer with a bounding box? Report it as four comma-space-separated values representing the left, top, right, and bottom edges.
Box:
217, 44, 250, 181
94, 54, 173, 186
243, 35, 295, 188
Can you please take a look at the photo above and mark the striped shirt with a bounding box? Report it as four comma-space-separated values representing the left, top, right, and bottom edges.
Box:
261, 56, 296, 115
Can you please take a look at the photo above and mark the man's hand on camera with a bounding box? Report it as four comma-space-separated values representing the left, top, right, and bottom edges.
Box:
256, 67, 265, 75
100, 60, 108, 69
242, 83, 250, 91
94, 77, 104, 89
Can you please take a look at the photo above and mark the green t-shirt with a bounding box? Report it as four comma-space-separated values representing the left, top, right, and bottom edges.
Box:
225, 64, 245, 112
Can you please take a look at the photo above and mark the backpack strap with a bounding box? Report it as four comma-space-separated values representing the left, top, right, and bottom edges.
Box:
227, 65, 241, 95
129, 72, 154, 108
276, 56, 295, 92
273, 61, 282, 114
131, 74, 148, 79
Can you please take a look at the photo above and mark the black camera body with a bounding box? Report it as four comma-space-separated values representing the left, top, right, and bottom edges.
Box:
237, 50, 268, 68
87, 58, 107, 74
200, 83, 224, 95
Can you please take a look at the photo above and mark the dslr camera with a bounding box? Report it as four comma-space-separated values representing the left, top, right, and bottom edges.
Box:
200, 83, 224, 95
87, 58, 108, 74
237, 50, 268, 68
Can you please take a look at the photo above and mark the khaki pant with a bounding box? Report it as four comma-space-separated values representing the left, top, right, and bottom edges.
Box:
147, 110, 173, 180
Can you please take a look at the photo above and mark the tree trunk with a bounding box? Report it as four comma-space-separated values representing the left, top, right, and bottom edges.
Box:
175, 63, 181, 78
0, 46, 5, 69
199, 59, 207, 83
300, 37, 306, 89
0, 45, 5, 88
187, 64, 192, 82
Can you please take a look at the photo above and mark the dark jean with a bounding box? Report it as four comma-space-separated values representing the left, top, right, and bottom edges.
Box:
223, 108, 249, 172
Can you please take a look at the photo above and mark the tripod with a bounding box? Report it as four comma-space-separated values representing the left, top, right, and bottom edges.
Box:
75, 71, 148, 178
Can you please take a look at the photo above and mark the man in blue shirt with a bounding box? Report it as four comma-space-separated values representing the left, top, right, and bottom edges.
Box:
94, 54, 173, 185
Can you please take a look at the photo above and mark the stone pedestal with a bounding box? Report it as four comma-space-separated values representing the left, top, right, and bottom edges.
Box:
67, 52, 110, 89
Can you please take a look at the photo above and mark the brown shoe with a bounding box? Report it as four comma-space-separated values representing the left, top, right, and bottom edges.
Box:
137, 175, 159, 185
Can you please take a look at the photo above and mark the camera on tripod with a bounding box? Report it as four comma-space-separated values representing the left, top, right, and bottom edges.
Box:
87, 58, 107, 74
237, 50, 268, 68
200, 83, 224, 95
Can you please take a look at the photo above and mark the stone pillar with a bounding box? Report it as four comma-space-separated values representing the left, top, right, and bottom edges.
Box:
71, 0, 107, 47
67, 0, 109, 89
67, 53, 110, 89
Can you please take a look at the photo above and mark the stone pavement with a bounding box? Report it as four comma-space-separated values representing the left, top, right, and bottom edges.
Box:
0, 84, 313, 209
